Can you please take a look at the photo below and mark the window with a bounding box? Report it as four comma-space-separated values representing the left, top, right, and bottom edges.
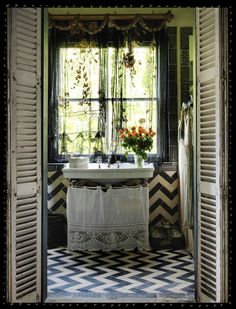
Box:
48, 19, 175, 163
57, 45, 157, 157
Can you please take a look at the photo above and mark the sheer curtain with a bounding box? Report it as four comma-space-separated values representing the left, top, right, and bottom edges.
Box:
67, 186, 150, 251
48, 27, 60, 161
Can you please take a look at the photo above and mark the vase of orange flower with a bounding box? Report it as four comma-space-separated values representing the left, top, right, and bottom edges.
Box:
119, 119, 156, 166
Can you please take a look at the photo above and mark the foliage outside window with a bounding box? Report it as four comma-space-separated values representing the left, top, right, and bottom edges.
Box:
58, 43, 157, 157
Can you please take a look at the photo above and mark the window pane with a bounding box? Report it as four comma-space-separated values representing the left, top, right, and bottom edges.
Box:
58, 99, 101, 154
107, 100, 157, 154
108, 47, 156, 98
107, 46, 157, 155
58, 47, 101, 154
59, 47, 100, 99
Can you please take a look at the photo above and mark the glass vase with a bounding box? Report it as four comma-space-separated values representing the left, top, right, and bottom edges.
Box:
134, 154, 144, 168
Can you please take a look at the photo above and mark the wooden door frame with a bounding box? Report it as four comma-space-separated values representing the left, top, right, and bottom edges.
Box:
40, 7, 229, 304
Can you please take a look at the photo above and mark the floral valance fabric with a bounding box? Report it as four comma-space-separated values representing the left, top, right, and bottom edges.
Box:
49, 11, 173, 35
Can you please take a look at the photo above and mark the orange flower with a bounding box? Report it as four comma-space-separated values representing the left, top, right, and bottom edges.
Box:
139, 126, 147, 134
119, 124, 155, 160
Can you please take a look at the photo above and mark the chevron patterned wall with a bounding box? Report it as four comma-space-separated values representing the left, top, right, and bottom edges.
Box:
48, 164, 179, 226
149, 170, 179, 226
48, 166, 68, 217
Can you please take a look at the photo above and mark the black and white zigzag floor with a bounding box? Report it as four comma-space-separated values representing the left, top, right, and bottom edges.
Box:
47, 247, 195, 302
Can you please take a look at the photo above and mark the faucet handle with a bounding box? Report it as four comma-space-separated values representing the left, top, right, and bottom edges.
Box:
96, 156, 102, 168
116, 160, 121, 168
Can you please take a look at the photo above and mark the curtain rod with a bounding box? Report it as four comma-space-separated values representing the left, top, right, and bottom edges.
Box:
49, 11, 174, 21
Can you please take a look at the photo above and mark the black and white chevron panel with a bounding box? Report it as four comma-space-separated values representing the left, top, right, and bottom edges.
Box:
48, 165, 68, 216
47, 247, 194, 301
149, 171, 179, 227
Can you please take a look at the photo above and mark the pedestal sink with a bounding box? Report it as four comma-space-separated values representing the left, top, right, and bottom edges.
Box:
62, 162, 154, 184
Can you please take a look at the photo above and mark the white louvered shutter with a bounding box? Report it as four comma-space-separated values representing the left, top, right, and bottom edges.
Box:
196, 8, 224, 302
7, 8, 42, 303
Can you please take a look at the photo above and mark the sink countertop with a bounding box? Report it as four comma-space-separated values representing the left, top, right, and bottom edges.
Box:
62, 162, 154, 180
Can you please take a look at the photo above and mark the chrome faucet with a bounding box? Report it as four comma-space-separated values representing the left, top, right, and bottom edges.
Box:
107, 156, 111, 168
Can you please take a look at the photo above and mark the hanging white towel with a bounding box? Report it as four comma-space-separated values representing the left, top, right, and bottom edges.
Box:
178, 102, 194, 255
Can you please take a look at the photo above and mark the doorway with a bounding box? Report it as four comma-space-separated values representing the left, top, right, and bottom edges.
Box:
45, 7, 196, 303
6, 7, 228, 304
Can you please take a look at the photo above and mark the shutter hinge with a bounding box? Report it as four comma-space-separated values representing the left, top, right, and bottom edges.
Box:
12, 72, 16, 82
6, 184, 12, 199
37, 77, 41, 87
221, 67, 228, 104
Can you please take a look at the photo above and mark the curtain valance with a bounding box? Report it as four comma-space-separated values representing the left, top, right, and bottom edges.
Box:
48, 11, 173, 35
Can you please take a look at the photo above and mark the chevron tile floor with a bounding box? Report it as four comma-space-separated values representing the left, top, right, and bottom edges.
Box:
47, 247, 195, 303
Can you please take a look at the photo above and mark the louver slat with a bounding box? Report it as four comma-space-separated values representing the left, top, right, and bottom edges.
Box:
199, 80, 216, 185
200, 255, 216, 269
8, 8, 41, 303
196, 8, 222, 302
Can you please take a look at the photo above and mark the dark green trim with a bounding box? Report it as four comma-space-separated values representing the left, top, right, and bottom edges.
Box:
180, 27, 193, 104
167, 27, 178, 162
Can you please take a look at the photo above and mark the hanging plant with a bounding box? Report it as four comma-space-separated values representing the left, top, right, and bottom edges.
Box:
91, 131, 104, 154
122, 41, 137, 88
59, 131, 73, 153
75, 132, 85, 154
74, 61, 90, 104
123, 43, 136, 69
71, 46, 98, 105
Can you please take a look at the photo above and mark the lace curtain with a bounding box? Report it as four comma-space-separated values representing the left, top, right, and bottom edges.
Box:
67, 186, 150, 251
48, 16, 171, 162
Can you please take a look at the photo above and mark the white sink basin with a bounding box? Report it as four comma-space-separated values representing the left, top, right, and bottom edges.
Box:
62, 162, 154, 184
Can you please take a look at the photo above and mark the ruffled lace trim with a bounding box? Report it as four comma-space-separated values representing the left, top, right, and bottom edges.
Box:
67, 228, 150, 251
